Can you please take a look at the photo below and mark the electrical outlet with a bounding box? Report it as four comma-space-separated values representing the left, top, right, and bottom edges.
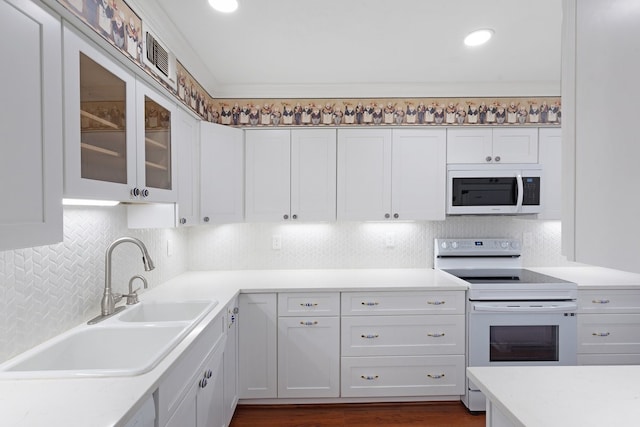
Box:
272, 235, 282, 250
167, 239, 173, 257
385, 232, 395, 248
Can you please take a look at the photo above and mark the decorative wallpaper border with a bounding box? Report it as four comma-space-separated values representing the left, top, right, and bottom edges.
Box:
57, 1, 561, 128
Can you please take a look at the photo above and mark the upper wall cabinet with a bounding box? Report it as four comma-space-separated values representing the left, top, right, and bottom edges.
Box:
337, 129, 446, 221
0, 0, 63, 250
447, 128, 539, 164
63, 25, 177, 203
245, 129, 336, 222
175, 107, 201, 226
538, 128, 562, 220
200, 122, 244, 224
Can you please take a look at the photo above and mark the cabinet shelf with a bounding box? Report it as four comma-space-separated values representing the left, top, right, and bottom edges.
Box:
80, 109, 120, 130
145, 160, 168, 171
145, 136, 168, 150
80, 142, 121, 157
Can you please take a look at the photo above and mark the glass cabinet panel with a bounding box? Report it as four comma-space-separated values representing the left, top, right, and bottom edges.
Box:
144, 96, 172, 190
79, 53, 128, 184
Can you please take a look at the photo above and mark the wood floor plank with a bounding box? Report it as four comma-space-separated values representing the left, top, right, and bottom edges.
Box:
230, 402, 485, 427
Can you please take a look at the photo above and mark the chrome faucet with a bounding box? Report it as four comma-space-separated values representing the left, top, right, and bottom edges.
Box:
101, 237, 155, 316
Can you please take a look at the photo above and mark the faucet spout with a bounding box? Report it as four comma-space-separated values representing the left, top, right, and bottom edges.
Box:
102, 237, 155, 316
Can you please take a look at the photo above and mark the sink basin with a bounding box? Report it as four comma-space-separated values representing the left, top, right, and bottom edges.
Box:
0, 325, 186, 378
118, 300, 217, 323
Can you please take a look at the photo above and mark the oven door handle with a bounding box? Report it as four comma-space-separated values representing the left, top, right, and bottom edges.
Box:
473, 303, 577, 313
515, 174, 524, 212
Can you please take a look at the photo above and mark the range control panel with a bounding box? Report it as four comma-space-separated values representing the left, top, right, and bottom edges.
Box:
434, 238, 521, 257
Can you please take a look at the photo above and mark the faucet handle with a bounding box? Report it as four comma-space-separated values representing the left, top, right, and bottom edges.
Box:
112, 293, 124, 304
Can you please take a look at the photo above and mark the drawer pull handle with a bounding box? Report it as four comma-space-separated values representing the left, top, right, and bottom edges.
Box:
427, 373, 445, 379
361, 302, 379, 306
592, 299, 610, 304
300, 321, 318, 326
427, 332, 446, 338
300, 303, 319, 307
427, 300, 446, 305
592, 332, 610, 337
361, 375, 379, 381
361, 334, 379, 339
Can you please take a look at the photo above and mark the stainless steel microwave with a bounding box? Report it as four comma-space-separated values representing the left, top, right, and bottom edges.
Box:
446, 164, 542, 215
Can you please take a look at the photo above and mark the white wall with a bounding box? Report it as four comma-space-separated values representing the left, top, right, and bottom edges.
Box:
0, 208, 571, 363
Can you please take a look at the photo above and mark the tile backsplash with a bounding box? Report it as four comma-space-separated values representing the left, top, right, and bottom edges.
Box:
0, 208, 571, 362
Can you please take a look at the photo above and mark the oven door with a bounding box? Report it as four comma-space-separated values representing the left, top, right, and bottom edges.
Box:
468, 301, 577, 367
447, 167, 542, 215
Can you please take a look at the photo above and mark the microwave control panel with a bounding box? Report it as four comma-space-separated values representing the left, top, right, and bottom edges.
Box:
522, 177, 540, 205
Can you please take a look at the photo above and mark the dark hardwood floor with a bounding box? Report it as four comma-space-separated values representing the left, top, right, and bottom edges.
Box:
230, 402, 485, 427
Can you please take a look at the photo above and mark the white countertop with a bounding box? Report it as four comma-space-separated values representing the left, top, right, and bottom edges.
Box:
467, 365, 640, 427
0, 268, 464, 427
530, 266, 640, 289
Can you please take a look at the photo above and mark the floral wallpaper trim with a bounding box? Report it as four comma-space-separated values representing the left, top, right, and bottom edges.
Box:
56, 1, 561, 128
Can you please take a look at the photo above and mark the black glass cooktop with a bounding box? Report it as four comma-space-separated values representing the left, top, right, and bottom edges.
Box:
443, 268, 573, 285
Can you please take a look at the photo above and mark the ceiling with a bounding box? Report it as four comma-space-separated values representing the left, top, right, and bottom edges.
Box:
131, 0, 563, 99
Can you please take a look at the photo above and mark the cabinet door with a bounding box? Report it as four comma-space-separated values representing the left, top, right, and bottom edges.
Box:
239, 293, 277, 398
165, 384, 197, 427
291, 129, 337, 221
492, 128, 538, 163
277, 316, 340, 398
538, 128, 562, 219
175, 108, 200, 226
63, 24, 137, 200
245, 130, 291, 221
446, 128, 493, 163
200, 123, 244, 224
391, 129, 446, 220
0, 0, 62, 250
196, 343, 225, 427
337, 129, 392, 220
223, 300, 239, 426
136, 80, 177, 202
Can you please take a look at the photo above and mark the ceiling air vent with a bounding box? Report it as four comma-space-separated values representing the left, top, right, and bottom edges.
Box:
142, 26, 177, 90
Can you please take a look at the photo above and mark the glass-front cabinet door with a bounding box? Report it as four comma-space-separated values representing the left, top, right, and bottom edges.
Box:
63, 24, 176, 202
135, 81, 177, 202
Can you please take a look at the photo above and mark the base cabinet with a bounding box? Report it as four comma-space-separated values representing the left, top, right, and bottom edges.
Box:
577, 289, 640, 365
223, 298, 239, 426
238, 293, 277, 399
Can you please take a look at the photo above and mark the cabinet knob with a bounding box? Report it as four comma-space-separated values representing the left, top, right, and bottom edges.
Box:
199, 378, 208, 388
485, 156, 492, 162
494, 156, 501, 162
203, 216, 210, 222
292, 214, 298, 220
131, 187, 140, 197
283, 214, 289, 220
206, 369, 213, 379
393, 213, 399, 219
179, 218, 187, 225
384, 213, 390, 219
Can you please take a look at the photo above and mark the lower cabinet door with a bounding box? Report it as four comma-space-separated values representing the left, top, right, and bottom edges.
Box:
341, 355, 465, 397
196, 343, 225, 427
165, 384, 197, 427
278, 316, 340, 398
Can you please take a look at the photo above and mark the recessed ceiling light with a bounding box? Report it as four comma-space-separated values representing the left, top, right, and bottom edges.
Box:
208, 0, 238, 13
464, 29, 494, 47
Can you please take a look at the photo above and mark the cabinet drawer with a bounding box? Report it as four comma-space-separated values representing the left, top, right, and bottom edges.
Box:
578, 353, 640, 366
158, 315, 224, 427
578, 290, 640, 313
341, 355, 465, 397
578, 314, 640, 354
341, 291, 464, 315
278, 292, 340, 316
342, 315, 464, 356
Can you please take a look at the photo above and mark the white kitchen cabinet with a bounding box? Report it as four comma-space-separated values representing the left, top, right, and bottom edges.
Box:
175, 107, 200, 227
340, 291, 465, 398
245, 129, 336, 222
577, 289, 640, 365
561, 0, 640, 273
223, 298, 239, 426
277, 293, 340, 398
158, 315, 225, 427
200, 123, 244, 224
337, 128, 446, 221
0, 0, 63, 251
447, 128, 538, 164
63, 24, 177, 203
238, 293, 277, 399
538, 128, 562, 220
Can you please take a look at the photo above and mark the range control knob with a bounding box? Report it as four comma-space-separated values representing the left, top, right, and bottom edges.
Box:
501, 241, 509, 249
440, 241, 448, 249
451, 241, 459, 249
